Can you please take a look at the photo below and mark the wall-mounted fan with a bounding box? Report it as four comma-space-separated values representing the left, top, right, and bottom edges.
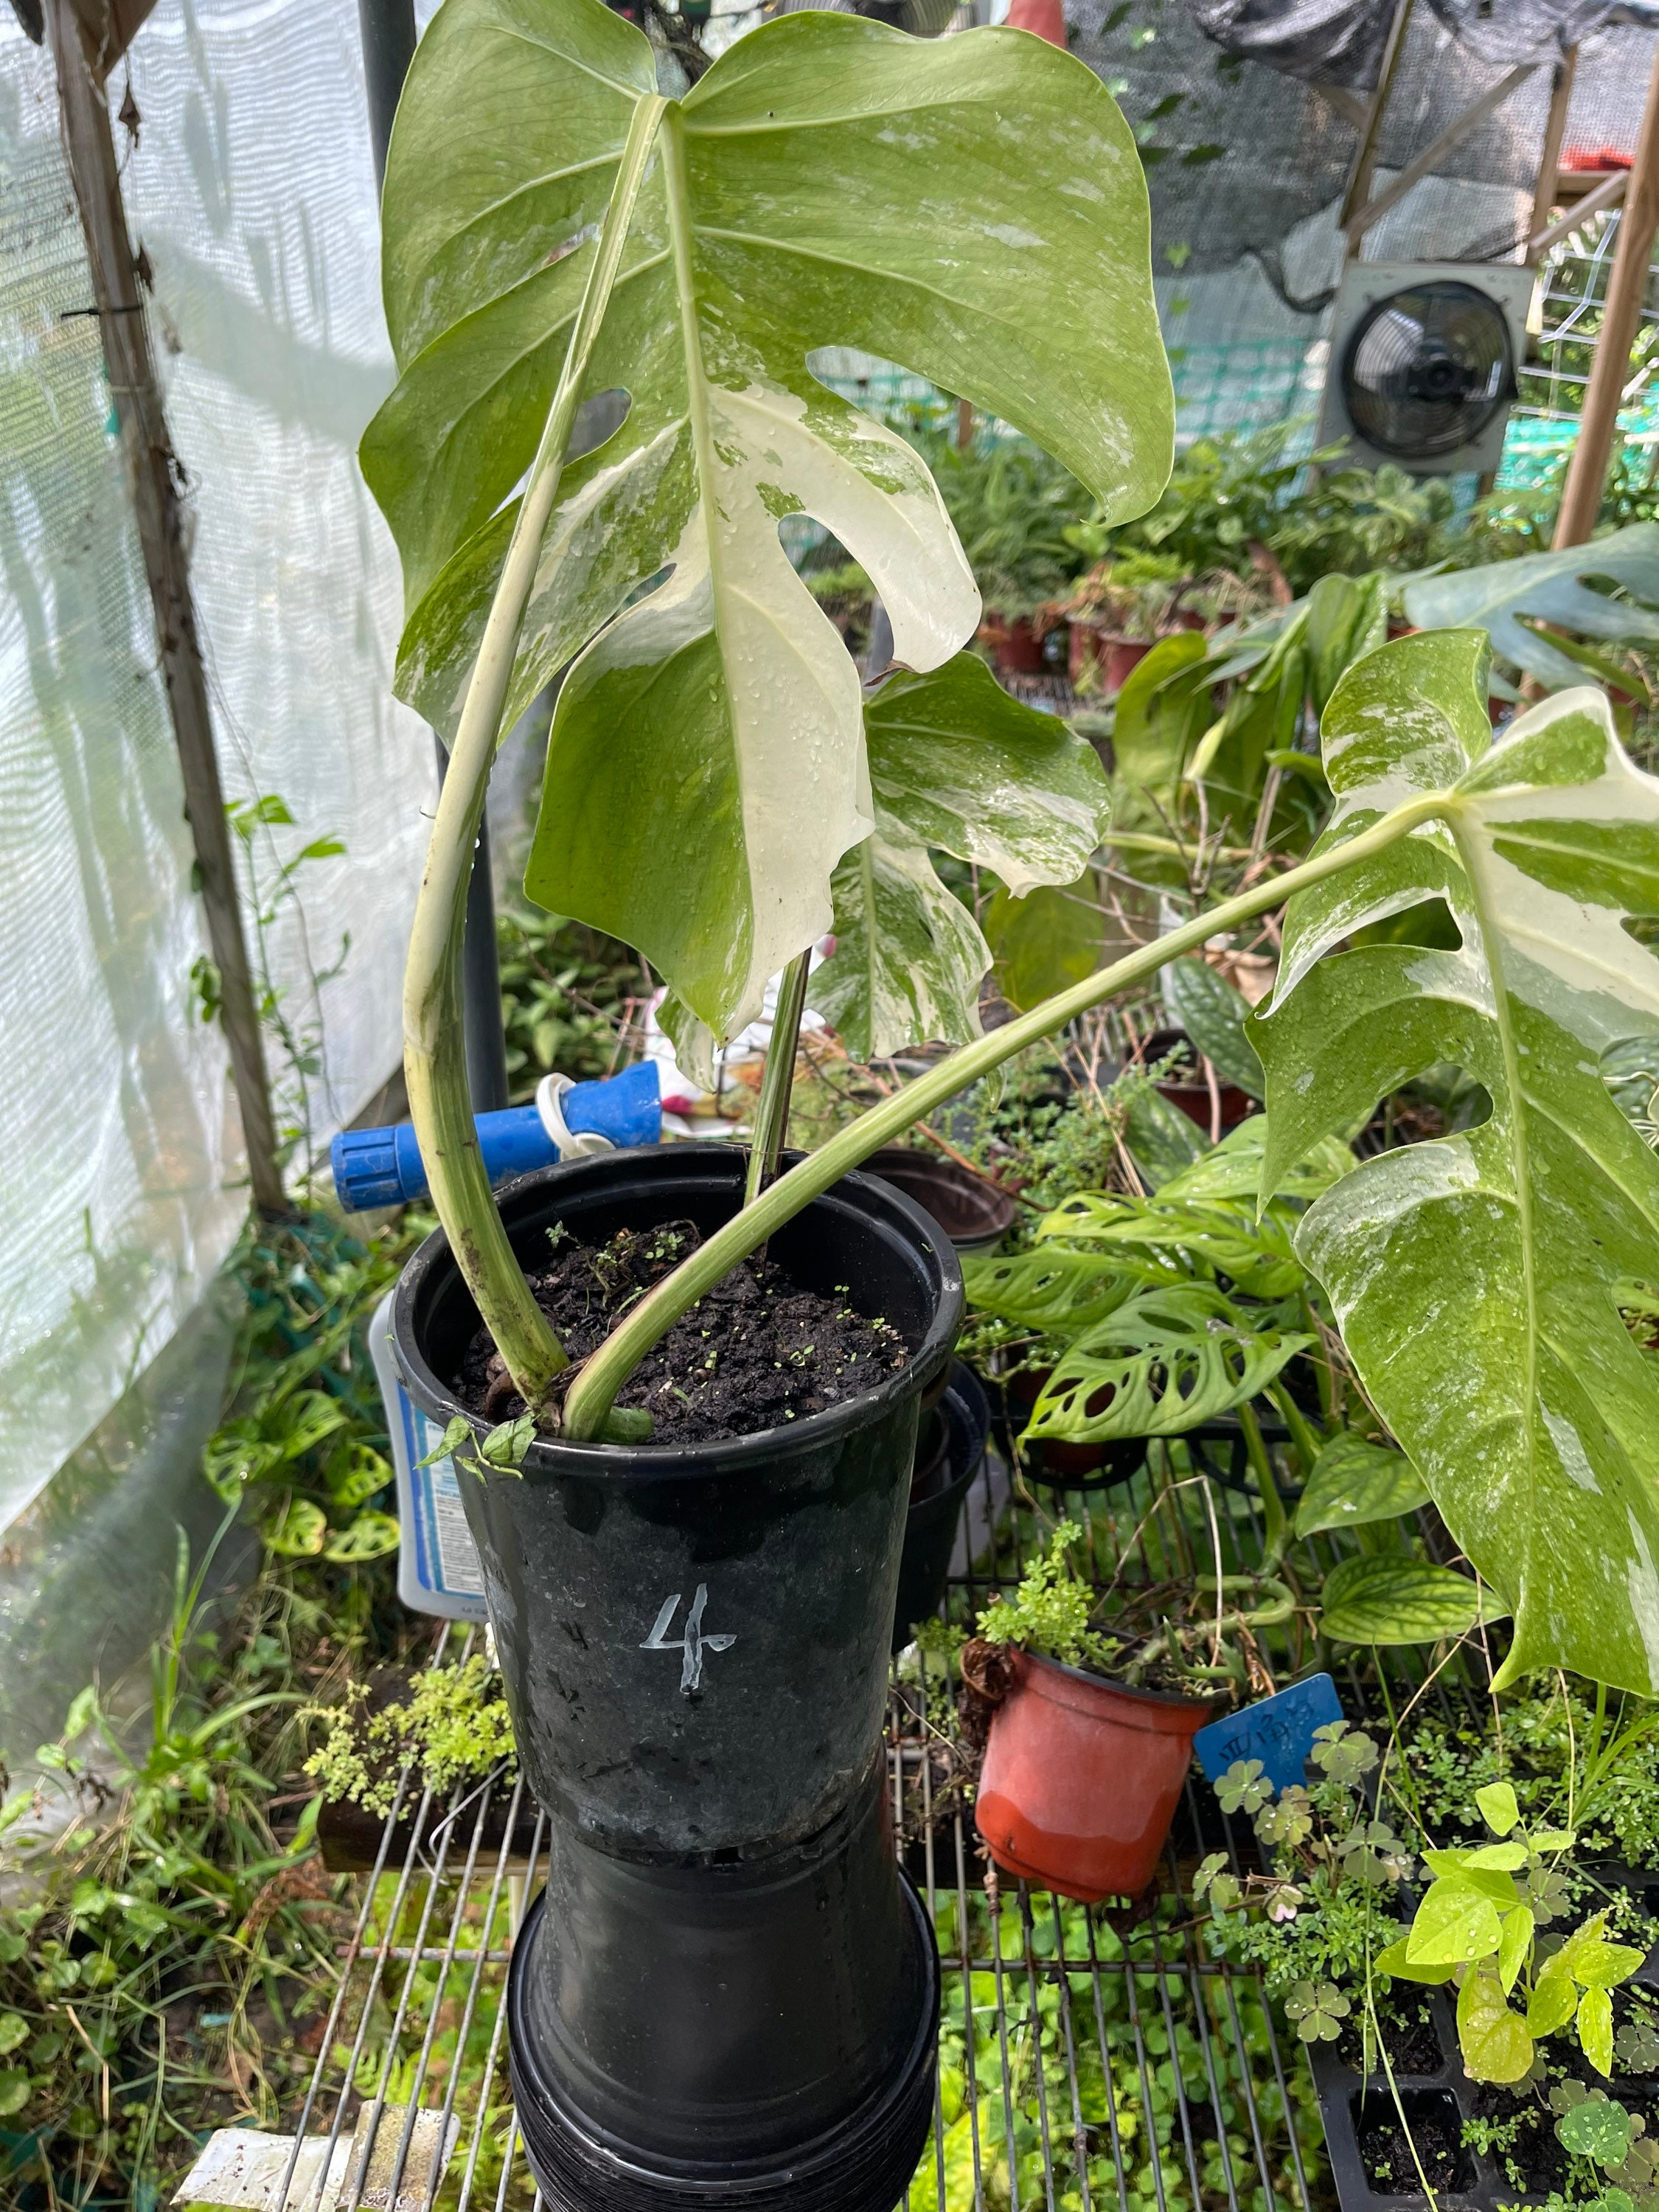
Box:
1316, 261, 1536, 476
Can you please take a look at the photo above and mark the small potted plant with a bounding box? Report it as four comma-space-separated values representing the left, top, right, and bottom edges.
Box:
959, 1523, 1298, 1902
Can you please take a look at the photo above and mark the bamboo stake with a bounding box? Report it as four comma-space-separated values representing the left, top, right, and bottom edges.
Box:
47, 0, 285, 1214
1554, 37, 1659, 549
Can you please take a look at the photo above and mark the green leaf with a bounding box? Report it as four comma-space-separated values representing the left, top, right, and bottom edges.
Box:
1498, 1902, 1535, 1993
415, 1415, 472, 1470
1022, 1281, 1312, 1442
260, 1498, 328, 1559
1123, 1082, 1208, 1189
817, 658, 1113, 1059
985, 879, 1104, 1012
1570, 1941, 1646, 1990
322, 1511, 403, 1564
1528, 1972, 1579, 2037
1152, 1115, 1355, 1205
481, 1416, 537, 1471
1560, 2096, 1637, 2167
963, 1246, 1166, 1334
1457, 1964, 1536, 2083
1251, 633, 1659, 1693
1294, 1433, 1429, 1538
0, 2016, 25, 2058
1466, 1841, 1529, 1871
1036, 1186, 1307, 1298
369, 0, 1170, 1043
1320, 1555, 1503, 1646
1164, 958, 1264, 1097
1476, 1780, 1521, 1835
1402, 523, 1659, 692
1111, 631, 1213, 794
1374, 1935, 1455, 1986
1582, 1985, 1617, 2077
0, 2070, 27, 2118
1408, 1876, 1505, 1966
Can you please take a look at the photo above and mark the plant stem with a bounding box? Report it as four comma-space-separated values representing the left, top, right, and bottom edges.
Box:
745, 947, 813, 1206
1238, 1399, 1288, 1567
402, 95, 667, 1413
562, 790, 1451, 1439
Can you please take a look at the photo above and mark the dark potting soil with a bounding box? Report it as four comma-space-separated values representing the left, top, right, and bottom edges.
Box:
1335, 1990, 1444, 2079
1359, 2106, 1472, 2195
453, 1221, 910, 1446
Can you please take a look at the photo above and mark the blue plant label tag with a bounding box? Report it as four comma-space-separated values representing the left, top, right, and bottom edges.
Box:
369, 1290, 490, 1623
1193, 1672, 1343, 1795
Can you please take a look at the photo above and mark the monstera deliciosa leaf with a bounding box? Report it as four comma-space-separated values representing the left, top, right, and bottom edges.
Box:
364, 0, 1171, 1040
1251, 630, 1659, 1693
811, 655, 1110, 1060
1402, 524, 1659, 694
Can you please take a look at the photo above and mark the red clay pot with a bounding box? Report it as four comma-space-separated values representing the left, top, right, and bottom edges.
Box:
975, 1649, 1215, 1903
980, 613, 1049, 675
1141, 1026, 1254, 1134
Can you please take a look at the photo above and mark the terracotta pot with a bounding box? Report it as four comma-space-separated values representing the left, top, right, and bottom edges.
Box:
1141, 1026, 1253, 1133
1070, 627, 1154, 695
975, 1650, 1215, 1903
981, 613, 1048, 675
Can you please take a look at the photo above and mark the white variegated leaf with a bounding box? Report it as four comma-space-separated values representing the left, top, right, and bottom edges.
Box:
812, 822, 990, 1065
1251, 630, 1659, 1694
364, 0, 1170, 1040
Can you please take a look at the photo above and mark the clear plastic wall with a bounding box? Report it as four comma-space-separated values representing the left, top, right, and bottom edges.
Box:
0, 0, 432, 1537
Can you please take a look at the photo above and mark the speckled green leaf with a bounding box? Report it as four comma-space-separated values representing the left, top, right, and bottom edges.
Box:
1294, 1434, 1428, 1539
364, 0, 1170, 1040
1321, 1556, 1503, 1646
1164, 957, 1264, 1096
1252, 631, 1659, 1693
813, 657, 1111, 1057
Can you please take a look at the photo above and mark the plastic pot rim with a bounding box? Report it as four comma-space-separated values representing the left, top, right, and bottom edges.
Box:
1013, 1644, 1228, 1723
391, 1147, 964, 1475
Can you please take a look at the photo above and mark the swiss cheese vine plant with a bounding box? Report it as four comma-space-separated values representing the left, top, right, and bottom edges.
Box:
369, 0, 1659, 1694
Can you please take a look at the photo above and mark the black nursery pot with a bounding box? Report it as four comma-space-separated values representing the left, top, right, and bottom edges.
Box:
390, 1146, 963, 2212
891, 1361, 989, 1653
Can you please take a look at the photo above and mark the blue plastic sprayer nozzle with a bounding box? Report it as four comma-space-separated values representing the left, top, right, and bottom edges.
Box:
330, 1061, 661, 1212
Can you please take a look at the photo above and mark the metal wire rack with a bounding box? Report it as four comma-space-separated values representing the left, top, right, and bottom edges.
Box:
241, 1425, 1451, 2212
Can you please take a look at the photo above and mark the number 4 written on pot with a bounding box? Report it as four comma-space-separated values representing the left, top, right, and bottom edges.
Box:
642, 1585, 735, 1695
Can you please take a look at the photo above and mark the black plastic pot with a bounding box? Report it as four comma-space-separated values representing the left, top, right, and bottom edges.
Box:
390, 1146, 963, 2212
892, 1361, 989, 1653
866, 1146, 1018, 1254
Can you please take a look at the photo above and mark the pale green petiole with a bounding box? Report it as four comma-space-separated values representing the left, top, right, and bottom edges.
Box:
560, 790, 1452, 1441
402, 94, 668, 1413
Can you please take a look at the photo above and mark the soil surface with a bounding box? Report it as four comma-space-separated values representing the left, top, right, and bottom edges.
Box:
1335, 1991, 1444, 2079
453, 1220, 910, 1445
1359, 2104, 1472, 2194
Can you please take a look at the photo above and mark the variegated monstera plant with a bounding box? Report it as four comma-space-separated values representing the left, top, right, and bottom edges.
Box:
367, 0, 1659, 1693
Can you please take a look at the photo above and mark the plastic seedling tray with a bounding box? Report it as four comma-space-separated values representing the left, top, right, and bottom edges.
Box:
1308, 1866, 1659, 2212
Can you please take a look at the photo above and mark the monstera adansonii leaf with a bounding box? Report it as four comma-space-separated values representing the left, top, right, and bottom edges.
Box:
361, 0, 1172, 1041
810, 655, 1110, 1060
1250, 628, 1659, 1693
1402, 524, 1659, 692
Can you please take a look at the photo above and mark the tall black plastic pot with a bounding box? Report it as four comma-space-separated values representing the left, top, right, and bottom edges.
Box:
389, 1147, 963, 2212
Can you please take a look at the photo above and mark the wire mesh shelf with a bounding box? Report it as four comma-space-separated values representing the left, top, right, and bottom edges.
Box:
266, 1433, 1364, 2212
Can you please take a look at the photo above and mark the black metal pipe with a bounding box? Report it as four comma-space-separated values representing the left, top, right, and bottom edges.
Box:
358, 0, 415, 191
359, 0, 511, 1113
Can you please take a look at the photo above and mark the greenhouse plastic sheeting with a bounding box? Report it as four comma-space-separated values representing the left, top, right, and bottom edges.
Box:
0, 2, 431, 1531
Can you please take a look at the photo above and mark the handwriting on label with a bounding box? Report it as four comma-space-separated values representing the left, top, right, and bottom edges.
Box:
641, 1584, 735, 1694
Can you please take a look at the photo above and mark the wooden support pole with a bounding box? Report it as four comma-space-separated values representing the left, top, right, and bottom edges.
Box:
1554, 37, 1659, 549
1528, 42, 1579, 260
1340, 0, 1416, 246
46, 0, 286, 1214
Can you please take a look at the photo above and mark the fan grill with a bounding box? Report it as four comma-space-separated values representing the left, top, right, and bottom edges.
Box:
1341, 279, 1516, 461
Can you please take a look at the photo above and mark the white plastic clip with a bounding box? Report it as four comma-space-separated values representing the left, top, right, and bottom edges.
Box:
535, 1072, 615, 1161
